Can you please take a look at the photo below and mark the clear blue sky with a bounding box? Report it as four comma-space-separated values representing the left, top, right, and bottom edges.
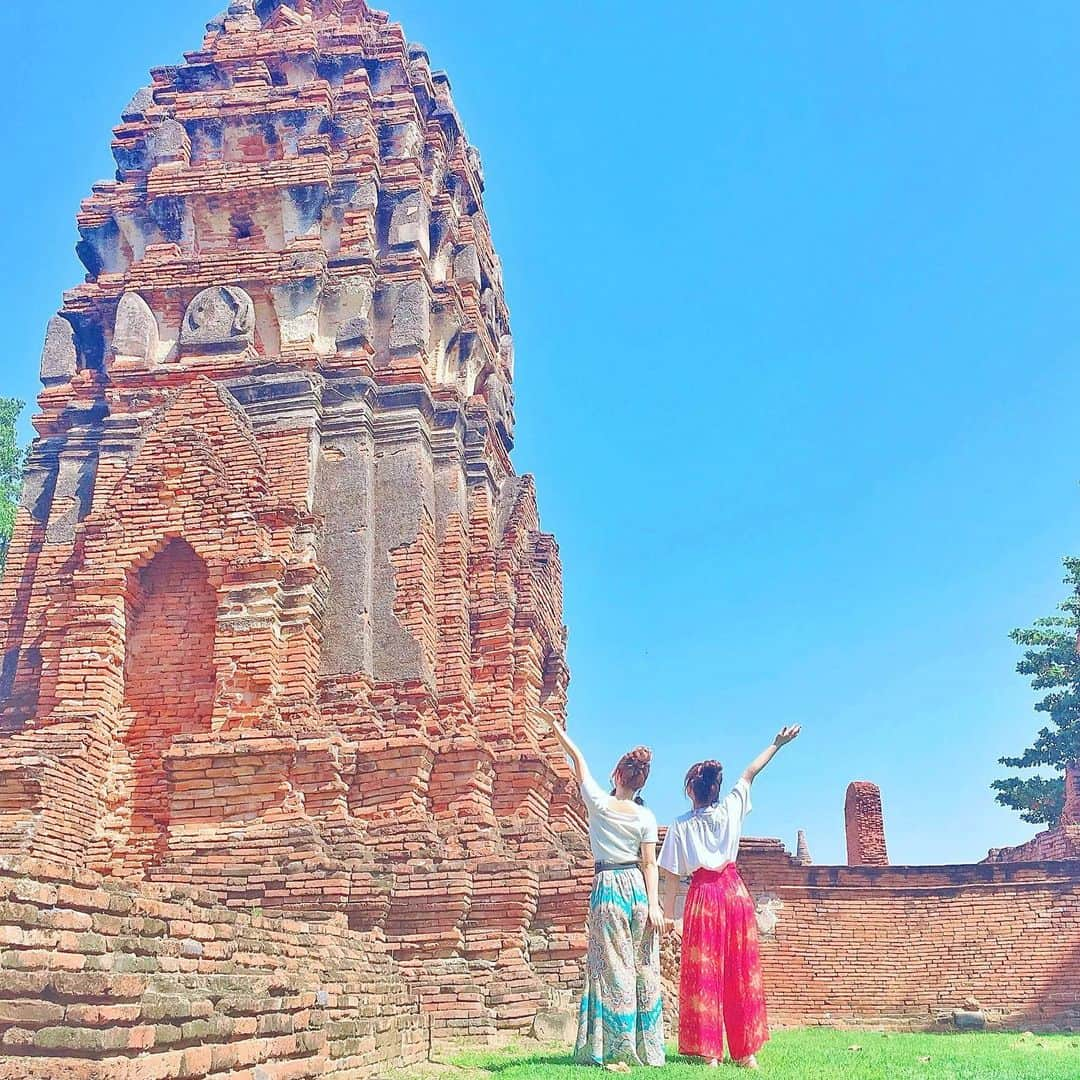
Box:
6, 2, 1080, 865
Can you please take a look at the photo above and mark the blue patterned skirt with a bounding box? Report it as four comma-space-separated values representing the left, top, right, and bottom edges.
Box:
574, 866, 665, 1067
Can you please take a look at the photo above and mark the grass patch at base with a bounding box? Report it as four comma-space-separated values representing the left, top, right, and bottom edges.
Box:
442, 1029, 1080, 1079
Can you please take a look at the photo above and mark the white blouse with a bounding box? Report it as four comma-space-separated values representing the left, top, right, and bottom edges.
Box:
658, 778, 753, 877
580, 766, 659, 864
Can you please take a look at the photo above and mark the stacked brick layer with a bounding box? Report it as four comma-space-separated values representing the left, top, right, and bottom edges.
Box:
0, 855, 426, 1079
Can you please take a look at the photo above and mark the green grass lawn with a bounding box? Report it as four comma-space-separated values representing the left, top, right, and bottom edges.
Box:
433, 1029, 1080, 1080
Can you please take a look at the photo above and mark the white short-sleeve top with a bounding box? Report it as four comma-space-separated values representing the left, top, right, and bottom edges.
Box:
580, 766, 659, 864
658, 778, 752, 877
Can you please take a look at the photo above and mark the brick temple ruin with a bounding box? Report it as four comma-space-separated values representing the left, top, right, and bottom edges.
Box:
0, 2, 1078, 1076
0, 1, 592, 1074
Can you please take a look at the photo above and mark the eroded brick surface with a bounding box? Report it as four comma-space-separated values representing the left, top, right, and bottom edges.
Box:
111, 541, 218, 879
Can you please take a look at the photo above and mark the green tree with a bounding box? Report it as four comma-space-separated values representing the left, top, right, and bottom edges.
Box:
0, 398, 25, 573
992, 557, 1080, 826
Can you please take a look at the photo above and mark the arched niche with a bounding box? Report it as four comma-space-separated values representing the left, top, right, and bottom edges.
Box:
111, 538, 218, 876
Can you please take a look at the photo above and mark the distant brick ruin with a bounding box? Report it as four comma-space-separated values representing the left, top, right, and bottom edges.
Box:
0, 1, 591, 1074
844, 781, 889, 867
986, 763, 1080, 864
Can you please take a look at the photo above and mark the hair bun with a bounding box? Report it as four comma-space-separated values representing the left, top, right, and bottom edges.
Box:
614, 746, 653, 791
685, 759, 724, 807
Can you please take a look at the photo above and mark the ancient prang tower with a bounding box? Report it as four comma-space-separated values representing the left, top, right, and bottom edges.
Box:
0, 0, 590, 1040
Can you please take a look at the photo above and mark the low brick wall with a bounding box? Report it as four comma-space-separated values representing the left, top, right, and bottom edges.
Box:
0, 856, 427, 1078
758, 868, 1078, 1030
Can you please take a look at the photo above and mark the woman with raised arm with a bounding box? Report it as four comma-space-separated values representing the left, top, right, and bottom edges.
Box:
538, 713, 665, 1069
659, 725, 802, 1070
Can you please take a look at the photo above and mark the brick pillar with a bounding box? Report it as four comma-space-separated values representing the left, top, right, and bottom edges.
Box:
1063, 762, 1080, 827
845, 781, 889, 866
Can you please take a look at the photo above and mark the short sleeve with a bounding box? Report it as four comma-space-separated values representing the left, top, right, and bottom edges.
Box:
724, 778, 753, 823
579, 764, 609, 816
640, 807, 659, 846
657, 823, 682, 877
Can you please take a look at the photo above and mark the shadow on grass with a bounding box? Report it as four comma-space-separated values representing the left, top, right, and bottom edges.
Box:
475, 1052, 714, 1073
473, 1055, 573, 1073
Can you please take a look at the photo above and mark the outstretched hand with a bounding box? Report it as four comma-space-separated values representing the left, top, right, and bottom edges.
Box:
743, 725, 803, 784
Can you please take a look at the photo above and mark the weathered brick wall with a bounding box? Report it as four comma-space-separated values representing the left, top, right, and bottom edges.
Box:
0, 855, 426, 1079
753, 866, 1080, 1031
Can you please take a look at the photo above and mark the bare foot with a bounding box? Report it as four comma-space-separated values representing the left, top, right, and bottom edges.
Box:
736, 1056, 760, 1070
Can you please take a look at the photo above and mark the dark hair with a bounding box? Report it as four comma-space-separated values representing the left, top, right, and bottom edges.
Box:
685, 760, 723, 807
611, 746, 652, 805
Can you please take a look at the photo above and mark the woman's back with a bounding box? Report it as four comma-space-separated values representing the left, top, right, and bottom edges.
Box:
581, 767, 658, 864
658, 779, 752, 877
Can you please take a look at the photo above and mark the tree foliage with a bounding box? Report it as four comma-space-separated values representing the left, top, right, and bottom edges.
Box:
993, 557, 1080, 826
0, 398, 25, 573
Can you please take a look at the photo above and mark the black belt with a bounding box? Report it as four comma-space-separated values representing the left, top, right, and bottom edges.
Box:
595, 861, 641, 874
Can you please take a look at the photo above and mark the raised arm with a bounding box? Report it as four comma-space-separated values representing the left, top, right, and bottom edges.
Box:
742, 725, 802, 785
536, 713, 588, 782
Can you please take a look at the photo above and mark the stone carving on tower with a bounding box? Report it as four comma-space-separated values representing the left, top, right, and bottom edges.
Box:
0, 0, 590, 1036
